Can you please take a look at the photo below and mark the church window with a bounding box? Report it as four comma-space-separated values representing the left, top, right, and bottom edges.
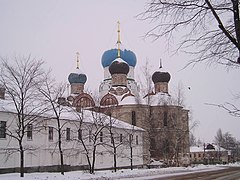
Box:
136, 135, 138, 145
49, 127, 53, 141
163, 112, 168, 126
131, 111, 136, 126
120, 134, 123, 143
27, 124, 33, 140
0, 121, 6, 138
66, 128, 70, 141
129, 134, 133, 144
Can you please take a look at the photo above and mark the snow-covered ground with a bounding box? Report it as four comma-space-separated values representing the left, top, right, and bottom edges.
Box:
0, 163, 240, 180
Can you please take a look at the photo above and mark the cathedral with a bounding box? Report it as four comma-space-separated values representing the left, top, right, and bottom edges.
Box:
66, 23, 190, 165
0, 23, 190, 174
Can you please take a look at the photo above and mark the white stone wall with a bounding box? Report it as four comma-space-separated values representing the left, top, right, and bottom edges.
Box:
0, 111, 143, 170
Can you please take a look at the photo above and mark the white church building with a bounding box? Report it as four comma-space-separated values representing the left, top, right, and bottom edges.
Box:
0, 91, 144, 173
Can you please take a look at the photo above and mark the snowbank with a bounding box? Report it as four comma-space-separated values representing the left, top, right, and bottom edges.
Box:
0, 164, 229, 180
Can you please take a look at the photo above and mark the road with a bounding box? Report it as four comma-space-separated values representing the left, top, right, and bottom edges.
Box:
119, 167, 240, 180
155, 167, 240, 180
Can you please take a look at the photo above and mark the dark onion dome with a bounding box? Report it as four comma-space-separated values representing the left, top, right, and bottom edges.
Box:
68, 73, 87, 84
101, 49, 137, 67
152, 71, 171, 84
109, 60, 129, 75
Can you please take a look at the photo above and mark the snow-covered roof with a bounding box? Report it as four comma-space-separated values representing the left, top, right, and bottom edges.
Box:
119, 95, 137, 105
190, 146, 203, 153
55, 108, 144, 131
190, 144, 227, 153
0, 98, 144, 132
107, 88, 173, 106
0, 98, 17, 113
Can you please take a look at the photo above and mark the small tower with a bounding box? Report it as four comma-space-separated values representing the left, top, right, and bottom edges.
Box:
152, 60, 171, 93
109, 60, 129, 87
99, 22, 138, 98
68, 52, 87, 94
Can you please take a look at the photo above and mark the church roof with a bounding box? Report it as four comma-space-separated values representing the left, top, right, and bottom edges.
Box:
190, 144, 227, 152
101, 49, 137, 68
0, 98, 144, 131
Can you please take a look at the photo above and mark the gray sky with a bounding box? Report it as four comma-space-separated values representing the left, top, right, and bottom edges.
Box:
1, 0, 240, 142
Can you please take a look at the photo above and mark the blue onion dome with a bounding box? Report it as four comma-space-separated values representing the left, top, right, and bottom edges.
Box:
121, 49, 137, 67
152, 71, 171, 84
101, 49, 137, 67
68, 73, 87, 84
109, 60, 129, 75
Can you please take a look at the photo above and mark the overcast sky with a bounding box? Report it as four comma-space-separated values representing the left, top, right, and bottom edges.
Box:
1, 0, 240, 143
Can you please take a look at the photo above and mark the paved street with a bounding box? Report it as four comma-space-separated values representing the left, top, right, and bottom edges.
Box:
119, 167, 240, 180
155, 167, 240, 180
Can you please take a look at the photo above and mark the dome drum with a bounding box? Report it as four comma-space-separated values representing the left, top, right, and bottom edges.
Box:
154, 82, 168, 94
111, 74, 128, 87
70, 83, 84, 94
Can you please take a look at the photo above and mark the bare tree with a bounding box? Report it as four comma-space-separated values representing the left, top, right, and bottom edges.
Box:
214, 128, 239, 161
104, 112, 124, 172
189, 133, 197, 146
215, 128, 236, 149
73, 108, 106, 174
138, 60, 154, 104
170, 84, 197, 166
127, 128, 135, 170
207, 102, 240, 118
140, 0, 240, 67
0, 56, 45, 177
38, 72, 68, 175
137, 60, 155, 164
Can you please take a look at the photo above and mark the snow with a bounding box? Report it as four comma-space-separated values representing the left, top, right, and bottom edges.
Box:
190, 144, 227, 153
148, 92, 172, 106
1, 163, 240, 180
190, 146, 203, 152
0, 98, 144, 132
0, 99, 17, 113
119, 95, 137, 105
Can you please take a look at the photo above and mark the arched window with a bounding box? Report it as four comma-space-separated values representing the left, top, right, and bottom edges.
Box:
131, 111, 136, 126
163, 112, 168, 126
120, 134, 123, 143
100, 93, 118, 106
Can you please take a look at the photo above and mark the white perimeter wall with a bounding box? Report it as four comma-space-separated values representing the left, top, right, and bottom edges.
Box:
0, 111, 143, 170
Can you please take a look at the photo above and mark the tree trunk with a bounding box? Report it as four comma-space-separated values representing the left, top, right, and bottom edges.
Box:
19, 143, 24, 177
113, 147, 117, 172
130, 146, 133, 170
91, 146, 96, 174
232, 0, 240, 47
58, 127, 64, 175
59, 148, 64, 175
